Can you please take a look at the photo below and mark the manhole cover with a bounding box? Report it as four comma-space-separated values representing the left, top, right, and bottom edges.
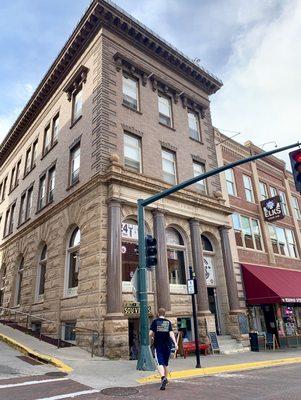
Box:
101, 387, 139, 397
45, 372, 68, 377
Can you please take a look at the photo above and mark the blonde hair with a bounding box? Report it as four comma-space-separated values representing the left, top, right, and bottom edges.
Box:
158, 308, 166, 317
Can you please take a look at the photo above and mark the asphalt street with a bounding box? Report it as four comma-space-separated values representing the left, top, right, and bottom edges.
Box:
1, 341, 301, 399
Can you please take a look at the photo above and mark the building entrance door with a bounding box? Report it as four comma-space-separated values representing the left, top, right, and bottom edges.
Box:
207, 287, 221, 335
262, 305, 277, 335
128, 319, 139, 360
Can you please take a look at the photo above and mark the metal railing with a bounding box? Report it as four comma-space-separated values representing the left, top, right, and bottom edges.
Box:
0, 306, 100, 357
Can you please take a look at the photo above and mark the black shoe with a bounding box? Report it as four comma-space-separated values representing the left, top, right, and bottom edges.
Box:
160, 377, 168, 390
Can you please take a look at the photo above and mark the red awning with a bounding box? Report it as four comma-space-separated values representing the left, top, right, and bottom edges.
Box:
242, 263, 301, 304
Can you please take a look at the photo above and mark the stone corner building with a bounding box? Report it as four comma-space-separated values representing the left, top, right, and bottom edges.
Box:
0, 0, 246, 358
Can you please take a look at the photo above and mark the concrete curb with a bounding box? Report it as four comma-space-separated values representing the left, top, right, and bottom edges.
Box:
138, 356, 301, 383
0, 333, 73, 373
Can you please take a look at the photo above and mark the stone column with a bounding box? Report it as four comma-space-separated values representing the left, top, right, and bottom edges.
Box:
105, 199, 128, 358
190, 219, 214, 342
189, 219, 210, 314
219, 226, 241, 313
107, 200, 122, 315
153, 210, 171, 311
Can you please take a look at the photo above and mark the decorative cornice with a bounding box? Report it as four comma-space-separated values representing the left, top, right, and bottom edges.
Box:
160, 141, 177, 152
0, 0, 221, 167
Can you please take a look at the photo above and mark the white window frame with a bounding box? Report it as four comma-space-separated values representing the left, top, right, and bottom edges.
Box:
122, 74, 139, 111
158, 93, 173, 127
268, 224, 298, 258
162, 149, 177, 184
225, 168, 236, 196
193, 162, 207, 193
292, 196, 301, 220
15, 258, 24, 306
243, 174, 254, 202
270, 186, 277, 197
64, 228, 80, 298
72, 87, 83, 123
232, 213, 263, 251
70, 144, 81, 185
188, 110, 200, 141
259, 181, 268, 200
124, 133, 142, 172
166, 228, 188, 293
279, 190, 289, 216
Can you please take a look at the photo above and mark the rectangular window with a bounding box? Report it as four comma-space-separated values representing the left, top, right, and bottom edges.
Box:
225, 168, 236, 196
1, 177, 7, 202
243, 175, 254, 202
64, 322, 76, 342
124, 133, 141, 172
38, 175, 46, 210
162, 149, 177, 184
193, 162, 207, 193
70, 143, 80, 186
4, 209, 10, 237
122, 75, 138, 110
292, 197, 301, 220
279, 190, 289, 215
158, 93, 172, 127
259, 181, 268, 200
268, 224, 298, 258
270, 186, 277, 197
24, 147, 32, 175
0, 183, 2, 201
8, 203, 15, 234
48, 167, 56, 203
10, 167, 16, 192
232, 213, 263, 251
32, 140, 38, 168
19, 193, 26, 225
188, 111, 200, 141
43, 125, 52, 155
25, 187, 33, 220
52, 114, 59, 143
15, 160, 21, 188
72, 88, 83, 122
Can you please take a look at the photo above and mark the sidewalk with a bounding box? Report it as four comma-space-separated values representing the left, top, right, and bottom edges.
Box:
2, 322, 301, 390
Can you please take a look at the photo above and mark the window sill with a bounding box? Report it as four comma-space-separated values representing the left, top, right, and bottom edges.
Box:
70, 115, 82, 129
17, 217, 31, 229
8, 185, 18, 195
61, 294, 78, 300
237, 246, 266, 253
159, 122, 175, 131
3, 231, 13, 239
35, 199, 53, 215
41, 141, 58, 161
274, 254, 299, 261
66, 179, 80, 191
169, 284, 188, 294
189, 137, 203, 145
124, 166, 142, 174
23, 164, 36, 179
122, 103, 142, 115
32, 299, 44, 305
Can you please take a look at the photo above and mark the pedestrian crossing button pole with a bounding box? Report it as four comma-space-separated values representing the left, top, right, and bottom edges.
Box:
187, 266, 201, 368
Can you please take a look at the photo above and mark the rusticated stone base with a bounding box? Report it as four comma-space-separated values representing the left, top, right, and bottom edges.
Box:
104, 315, 129, 359
227, 312, 250, 348
197, 314, 216, 343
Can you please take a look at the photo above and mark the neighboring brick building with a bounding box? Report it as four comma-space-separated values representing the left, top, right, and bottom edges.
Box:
0, 0, 247, 358
217, 130, 301, 347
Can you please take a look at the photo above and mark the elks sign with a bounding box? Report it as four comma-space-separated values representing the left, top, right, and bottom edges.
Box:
260, 196, 284, 222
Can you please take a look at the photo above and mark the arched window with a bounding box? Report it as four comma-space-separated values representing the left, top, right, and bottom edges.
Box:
15, 258, 24, 306
36, 245, 47, 301
65, 227, 80, 297
201, 235, 214, 252
122, 219, 139, 282
166, 228, 186, 285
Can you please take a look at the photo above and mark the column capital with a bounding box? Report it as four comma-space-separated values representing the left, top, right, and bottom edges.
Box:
189, 218, 201, 226
218, 225, 232, 232
152, 208, 166, 217
107, 198, 122, 207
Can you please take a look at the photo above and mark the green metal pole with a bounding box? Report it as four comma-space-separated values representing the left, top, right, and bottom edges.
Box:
136, 199, 156, 371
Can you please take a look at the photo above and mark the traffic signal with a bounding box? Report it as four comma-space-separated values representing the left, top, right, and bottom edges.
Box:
145, 235, 157, 269
290, 149, 301, 193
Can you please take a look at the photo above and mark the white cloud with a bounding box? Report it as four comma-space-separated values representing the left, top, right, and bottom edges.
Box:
212, 0, 301, 168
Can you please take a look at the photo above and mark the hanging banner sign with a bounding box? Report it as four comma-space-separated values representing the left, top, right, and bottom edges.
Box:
261, 196, 284, 222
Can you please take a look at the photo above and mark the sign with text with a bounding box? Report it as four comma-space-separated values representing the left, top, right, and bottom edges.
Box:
121, 222, 138, 240
123, 302, 151, 316
187, 279, 196, 295
261, 196, 284, 222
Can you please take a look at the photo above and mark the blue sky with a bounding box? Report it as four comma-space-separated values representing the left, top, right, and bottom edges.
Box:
0, 0, 300, 165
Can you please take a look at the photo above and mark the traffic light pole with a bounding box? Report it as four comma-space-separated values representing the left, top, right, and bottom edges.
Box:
136, 141, 299, 370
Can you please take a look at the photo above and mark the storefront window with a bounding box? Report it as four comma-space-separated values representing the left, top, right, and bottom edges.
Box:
122, 219, 139, 282
166, 228, 186, 285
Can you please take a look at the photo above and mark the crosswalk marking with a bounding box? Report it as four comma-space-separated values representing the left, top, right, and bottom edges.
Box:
0, 377, 69, 389
35, 389, 100, 400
